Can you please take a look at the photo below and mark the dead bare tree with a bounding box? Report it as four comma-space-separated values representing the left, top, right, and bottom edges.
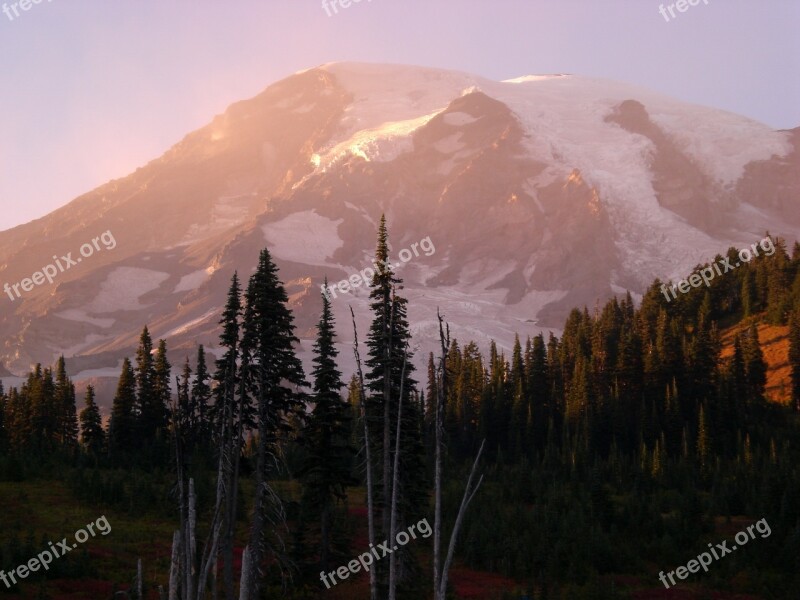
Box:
350, 306, 377, 600
137, 559, 143, 600
432, 310, 486, 600
238, 547, 251, 600
169, 531, 180, 600
222, 356, 248, 599
169, 390, 226, 600
387, 342, 409, 600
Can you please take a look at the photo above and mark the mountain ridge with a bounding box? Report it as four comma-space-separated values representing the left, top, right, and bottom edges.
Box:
1, 62, 798, 409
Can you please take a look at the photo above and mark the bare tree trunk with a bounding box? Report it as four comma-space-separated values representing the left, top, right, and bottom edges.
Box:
244, 368, 269, 598
224, 363, 245, 600
186, 479, 197, 600
224, 378, 246, 598
194, 518, 222, 600
320, 502, 331, 572
238, 546, 250, 600
194, 462, 225, 598
437, 440, 484, 600
351, 307, 377, 600
137, 558, 143, 600
171, 381, 229, 600
172, 393, 188, 600
433, 311, 449, 598
387, 345, 409, 600
211, 560, 218, 600
432, 312, 485, 600
382, 291, 395, 542
169, 531, 181, 600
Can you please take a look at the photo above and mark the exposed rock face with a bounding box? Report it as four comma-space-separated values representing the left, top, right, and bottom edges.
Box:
1, 63, 797, 409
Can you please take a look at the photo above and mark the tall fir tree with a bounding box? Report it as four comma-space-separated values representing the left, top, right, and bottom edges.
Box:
191, 344, 212, 442
743, 323, 767, 402
108, 357, 137, 459
79, 385, 105, 456
211, 272, 243, 600
364, 216, 426, 594
135, 326, 158, 440
299, 282, 354, 572
153, 338, 172, 435
54, 356, 78, 450
242, 249, 308, 597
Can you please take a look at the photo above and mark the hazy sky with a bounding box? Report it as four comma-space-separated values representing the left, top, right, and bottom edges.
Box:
0, 0, 797, 232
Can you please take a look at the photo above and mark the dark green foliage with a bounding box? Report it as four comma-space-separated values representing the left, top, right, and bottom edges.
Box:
134, 326, 163, 441
79, 384, 105, 456
242, 248, 308, 595
2, 232, 799, 598
363, 216, 427, 595
107, 357, 136, 459
0, 359, 77, 455
191, 344, 212, 441
54, 356, 78, 451
298, 284, 355, 572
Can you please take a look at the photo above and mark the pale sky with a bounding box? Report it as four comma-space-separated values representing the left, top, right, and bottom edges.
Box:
0, 0, 798, 232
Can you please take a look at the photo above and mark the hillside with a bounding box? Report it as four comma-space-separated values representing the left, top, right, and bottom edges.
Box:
721, 319, 793, 405
1, 63, 799, 412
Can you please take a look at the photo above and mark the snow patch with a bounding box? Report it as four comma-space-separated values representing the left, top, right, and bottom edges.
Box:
164, 308, 218, 338
57, 333, 112, 358
174, 266, 216, 293
442, 112, 479, 126
56, 309, 115, 328
314, 112, 437, 170
178, 194, 254, 246
89, 267, 169, 313
262, 210, 344, 267
433, 132, 465, 154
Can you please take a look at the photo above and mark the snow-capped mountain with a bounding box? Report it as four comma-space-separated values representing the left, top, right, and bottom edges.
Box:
1, 62, 798, 407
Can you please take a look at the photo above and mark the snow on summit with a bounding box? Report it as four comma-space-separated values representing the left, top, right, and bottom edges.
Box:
0, 62, 797, 392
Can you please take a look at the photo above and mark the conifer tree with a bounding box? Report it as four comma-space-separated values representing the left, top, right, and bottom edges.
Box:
191, 345, 212, 441
54, 356, 78, 450
510, 335, 527, 459
730, 333, 747, 410
789, 309, 800, 412
153, 338, 172, 434
0, 380, 6, 452
26, 364, 52, 450
364, 216, 426, 595
242, 249, 307, 597
299, 283, 354, 572
177, 357, 192, 443
743, 323, 767, 401
79, 385, 105, 456
696, 403, 709, 471
108, 357, 137, 458
212, 272, 243, 600
135, 326, 158, 439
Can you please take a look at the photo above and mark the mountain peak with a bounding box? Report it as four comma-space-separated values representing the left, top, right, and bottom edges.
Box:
1, 63, 798, 399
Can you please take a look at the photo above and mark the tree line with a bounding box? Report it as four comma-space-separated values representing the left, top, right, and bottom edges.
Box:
1, 228, 800, 598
